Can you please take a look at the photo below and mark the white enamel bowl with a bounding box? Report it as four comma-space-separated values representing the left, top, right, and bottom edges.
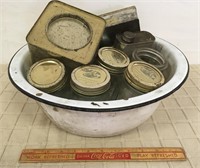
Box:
8, 38, 189, 137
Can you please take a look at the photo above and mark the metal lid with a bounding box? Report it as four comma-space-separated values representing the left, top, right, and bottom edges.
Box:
125, 61, 165, 92
70, 65, 111, 96
47, 15, 92, 51
132, 47, 168, 71
27, 58, 66, 93
98, 47, 130, 74
121, 31, 155, 44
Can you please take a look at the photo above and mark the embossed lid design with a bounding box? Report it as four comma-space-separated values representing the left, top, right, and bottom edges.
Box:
98, 47, 130, 74
27, 58, 66, 93
125, 61, 165, 92
70, 65, 111, 96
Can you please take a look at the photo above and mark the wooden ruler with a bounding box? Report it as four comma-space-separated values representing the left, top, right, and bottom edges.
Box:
19, 147, 186, 163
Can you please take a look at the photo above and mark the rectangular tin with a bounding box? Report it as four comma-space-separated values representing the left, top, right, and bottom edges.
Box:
26, 0, 106, 67
99, 6, 140, 46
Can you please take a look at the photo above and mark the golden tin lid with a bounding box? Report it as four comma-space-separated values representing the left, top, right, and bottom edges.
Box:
70, 65, 111, 96
125, 61, 165, 92
98, 47, 130, 74
27, 58, 66, 93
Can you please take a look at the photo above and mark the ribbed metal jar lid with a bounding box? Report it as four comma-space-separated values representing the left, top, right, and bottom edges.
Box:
27, 58, 66, 93
70, 65, 111, 96
98, 47, 130, 74
132, 47, 168, 71
125, 61, 165, 93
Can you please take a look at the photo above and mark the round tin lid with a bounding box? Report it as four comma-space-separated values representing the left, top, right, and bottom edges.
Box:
98, 47, 130, 74
125, 61, 165, 92
70, 65, 111, 96
47, 15, 92, 50
27, 58, 66, 93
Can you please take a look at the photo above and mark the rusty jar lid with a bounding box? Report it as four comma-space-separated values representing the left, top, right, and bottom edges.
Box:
98, 47, 130, 74
124, 61, 165, 93
70, 65, 111, 96
27, 58, 66, 93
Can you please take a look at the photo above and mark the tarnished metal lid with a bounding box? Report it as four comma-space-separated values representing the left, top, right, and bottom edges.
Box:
70, 65, 111, 96
98, 47, 130, 74
132, 47, 168, 71
125, 61, 165, 92
121, 31, 155, 44
27, 58, 66, 93
47, 15, 92, 51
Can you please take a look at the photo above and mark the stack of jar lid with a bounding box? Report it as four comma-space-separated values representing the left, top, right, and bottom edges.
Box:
70, 65, 111, 96
97, 47, 130, 74
27, 46, 166, 96
132, 47, 168, 72
124, 61, 165, 93
27, 58, 66, 93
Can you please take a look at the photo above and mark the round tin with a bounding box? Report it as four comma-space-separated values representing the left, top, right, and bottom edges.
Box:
98, 47, 130, 74
132, 48, 168, 71
70, 65, 111, 96
27, 58, 66, 93
125, 61, 165, 93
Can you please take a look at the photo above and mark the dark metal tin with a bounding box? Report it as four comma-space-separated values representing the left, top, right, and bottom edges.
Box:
114, 31, 155, 57
99, 6, 140, 47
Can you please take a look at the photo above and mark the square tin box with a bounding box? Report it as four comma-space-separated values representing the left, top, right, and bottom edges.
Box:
26, 0, 106, 67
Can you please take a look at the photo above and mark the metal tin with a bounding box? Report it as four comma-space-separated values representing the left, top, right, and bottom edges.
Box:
70, 65, 111, 96
27, 58, 66, 93
124, 61, 165, 93
97, 47, 130, 74
132, 47, 168, 71
26, 0, 106, 66
113, 31, 155, 57
99, 6, 140, 46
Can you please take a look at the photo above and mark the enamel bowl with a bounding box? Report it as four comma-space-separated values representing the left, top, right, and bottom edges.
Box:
8, 38, 189, 137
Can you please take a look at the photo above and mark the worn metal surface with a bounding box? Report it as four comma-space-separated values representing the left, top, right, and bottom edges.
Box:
132, 47, 168, 74
99, 6, 140, 46
26, 0, 105, 67
114, 31, 155, 57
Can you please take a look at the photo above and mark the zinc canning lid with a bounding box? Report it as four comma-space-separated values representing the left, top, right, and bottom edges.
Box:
126, 61, 165, 92
27, 58, 66, 93
98, 47, 130, 73
70, 65, 111, 95
132, 48, 168, 71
